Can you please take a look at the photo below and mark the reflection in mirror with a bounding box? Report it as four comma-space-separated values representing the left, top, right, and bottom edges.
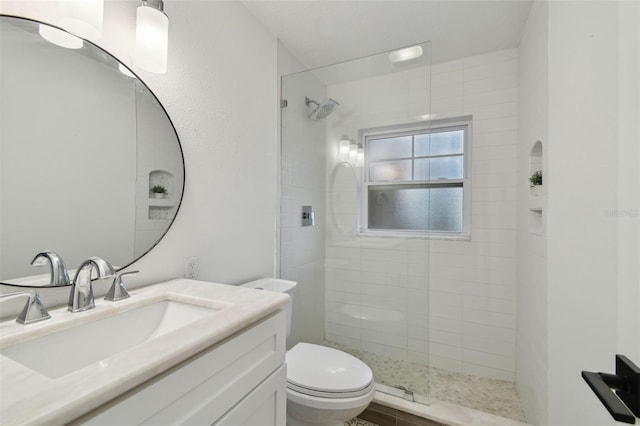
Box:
0, 16, 184, 286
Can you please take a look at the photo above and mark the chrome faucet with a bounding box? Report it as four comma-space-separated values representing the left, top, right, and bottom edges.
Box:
68, 257, 114, 313
30, 250, 70, 286
0, 291, 51, 324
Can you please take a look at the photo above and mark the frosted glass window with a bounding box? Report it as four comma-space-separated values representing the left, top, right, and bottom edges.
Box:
415, 157, 464, 180
368, 136, 412, 161
363, 120, 470, 235
369, 160, 411, 181
368, 186, 463, 232
415, 130, 464, 156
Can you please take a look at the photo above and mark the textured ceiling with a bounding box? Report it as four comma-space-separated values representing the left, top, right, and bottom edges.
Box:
242, 0, 533, 69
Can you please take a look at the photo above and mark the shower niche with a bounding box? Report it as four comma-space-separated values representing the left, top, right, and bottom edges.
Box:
148, 169, 177, 220
529, 141, 544, 235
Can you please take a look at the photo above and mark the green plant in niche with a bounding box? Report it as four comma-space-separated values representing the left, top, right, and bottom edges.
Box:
151, 185, 167, 194
529, 170, 543, 187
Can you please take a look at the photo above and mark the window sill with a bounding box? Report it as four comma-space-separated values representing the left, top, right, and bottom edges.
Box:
358, 231, 471, 241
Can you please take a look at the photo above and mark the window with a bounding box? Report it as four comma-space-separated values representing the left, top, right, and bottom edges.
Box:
362, 118, 471, 237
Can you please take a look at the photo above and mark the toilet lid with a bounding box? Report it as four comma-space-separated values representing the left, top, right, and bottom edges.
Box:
286, 343, 373, 396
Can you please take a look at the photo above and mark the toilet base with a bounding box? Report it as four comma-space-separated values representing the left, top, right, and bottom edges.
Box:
286, 397, 368, 426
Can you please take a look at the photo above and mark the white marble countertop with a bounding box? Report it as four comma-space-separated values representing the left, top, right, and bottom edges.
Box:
0, 278, 289, 426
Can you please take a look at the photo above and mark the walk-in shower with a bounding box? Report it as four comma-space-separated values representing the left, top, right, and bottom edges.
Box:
279, 42, 525, 422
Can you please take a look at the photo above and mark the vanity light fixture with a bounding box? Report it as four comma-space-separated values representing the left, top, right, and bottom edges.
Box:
58, 0, 104, 41
38, 24, 83, 49
388, 45, 423, 64
339, 137, 351, 163
348, 142, 358, 165
134, 0, 169, 74
357, 146, 364, 167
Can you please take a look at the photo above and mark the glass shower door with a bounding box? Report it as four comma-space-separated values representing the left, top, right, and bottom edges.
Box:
279, 42, 433, 405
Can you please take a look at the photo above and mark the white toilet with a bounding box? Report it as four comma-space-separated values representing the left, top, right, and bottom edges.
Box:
242, 278, 375, 426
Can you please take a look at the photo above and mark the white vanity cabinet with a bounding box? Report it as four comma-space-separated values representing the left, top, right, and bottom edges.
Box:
74, 311, 287, 426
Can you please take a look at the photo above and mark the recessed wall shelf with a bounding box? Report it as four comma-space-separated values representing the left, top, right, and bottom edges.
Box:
148, 206, 175, 221
149, 169, 175, 199
528, 141, 545, 235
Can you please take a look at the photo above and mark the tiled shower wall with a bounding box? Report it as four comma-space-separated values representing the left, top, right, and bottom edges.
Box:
325, 49, 518, 381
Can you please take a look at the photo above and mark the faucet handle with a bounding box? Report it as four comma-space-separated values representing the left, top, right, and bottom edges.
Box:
0, 291, 51, 324
105, 270, 138, 302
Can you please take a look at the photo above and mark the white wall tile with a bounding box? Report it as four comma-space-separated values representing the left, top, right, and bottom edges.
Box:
462, 362, 515, 381
464, 73, 518, 95
464, 59, 518, 82
466, 102, 518, 120
361, 248, 408, 263
463, 334, 515, 357
428, 354, 463, 372
463, 281, 517, 300
463, 348, 515, 372
474, 116, 518, 133
432, 83, 464, 100
464, 322, 516, 343
463, 294, 517, 315
323, 49, 519, 380
464, 88, 518, 109
430, 329, 463, 347
432, 59, 464, 75
465, 308, 516, 329
431, 69, 463, 88
463, 49, 518, 68
428, 315, 463, 334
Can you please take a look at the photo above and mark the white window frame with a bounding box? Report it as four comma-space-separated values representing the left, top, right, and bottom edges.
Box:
359, 117, 472, 239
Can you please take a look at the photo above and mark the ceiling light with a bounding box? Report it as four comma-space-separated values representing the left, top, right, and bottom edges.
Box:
134, 0, 169, 74
38, 24, 83, 49
58, 0, 104, 41
388, 45, 423, 64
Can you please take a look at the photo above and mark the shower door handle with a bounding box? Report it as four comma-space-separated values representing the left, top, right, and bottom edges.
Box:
582, 355, 640, 424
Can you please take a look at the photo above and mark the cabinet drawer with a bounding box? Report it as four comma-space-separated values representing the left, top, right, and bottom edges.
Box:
76, 311, 286, 425
214, 364, 286, 426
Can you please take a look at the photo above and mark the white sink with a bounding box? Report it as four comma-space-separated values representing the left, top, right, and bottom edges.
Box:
1, 300, 219, 378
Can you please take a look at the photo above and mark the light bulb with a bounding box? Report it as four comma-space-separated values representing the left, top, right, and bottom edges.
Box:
39, 24, 83, 49
58, 0, 103, 41
348, 143, 358, 165
339, 138, 350, 162
388, 45, 423, 64
134, 2, 169, 74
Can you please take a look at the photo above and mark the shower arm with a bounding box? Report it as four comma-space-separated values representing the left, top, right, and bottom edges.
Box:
305, 97, 319, 107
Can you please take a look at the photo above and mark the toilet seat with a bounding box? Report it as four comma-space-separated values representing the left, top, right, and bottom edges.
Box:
286, 343, 373, 399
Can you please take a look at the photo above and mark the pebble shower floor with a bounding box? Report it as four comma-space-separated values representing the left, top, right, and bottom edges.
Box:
325, 341, 526, 422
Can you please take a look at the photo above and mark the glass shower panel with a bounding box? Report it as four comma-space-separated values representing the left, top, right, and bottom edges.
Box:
280, 41, 432, 405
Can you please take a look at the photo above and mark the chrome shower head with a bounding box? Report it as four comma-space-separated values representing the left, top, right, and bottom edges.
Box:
305, 96, 340, 121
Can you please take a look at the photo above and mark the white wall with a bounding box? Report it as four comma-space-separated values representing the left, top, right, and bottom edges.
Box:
324, 49, 519, 381
546, 1, 640, 425
1, 1, 278, 303
516, 1, 548, 424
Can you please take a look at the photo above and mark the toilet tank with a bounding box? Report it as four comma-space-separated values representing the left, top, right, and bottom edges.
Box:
241, 278, 297, 337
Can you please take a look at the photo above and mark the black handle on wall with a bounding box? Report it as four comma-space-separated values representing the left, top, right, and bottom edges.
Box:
582, 355, 640, 424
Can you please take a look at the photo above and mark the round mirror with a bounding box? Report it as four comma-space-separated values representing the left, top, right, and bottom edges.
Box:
0, 16, 185, 286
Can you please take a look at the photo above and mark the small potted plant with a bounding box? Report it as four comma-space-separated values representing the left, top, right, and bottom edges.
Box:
151, 185, 167, 199
529, 170, 543, 196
